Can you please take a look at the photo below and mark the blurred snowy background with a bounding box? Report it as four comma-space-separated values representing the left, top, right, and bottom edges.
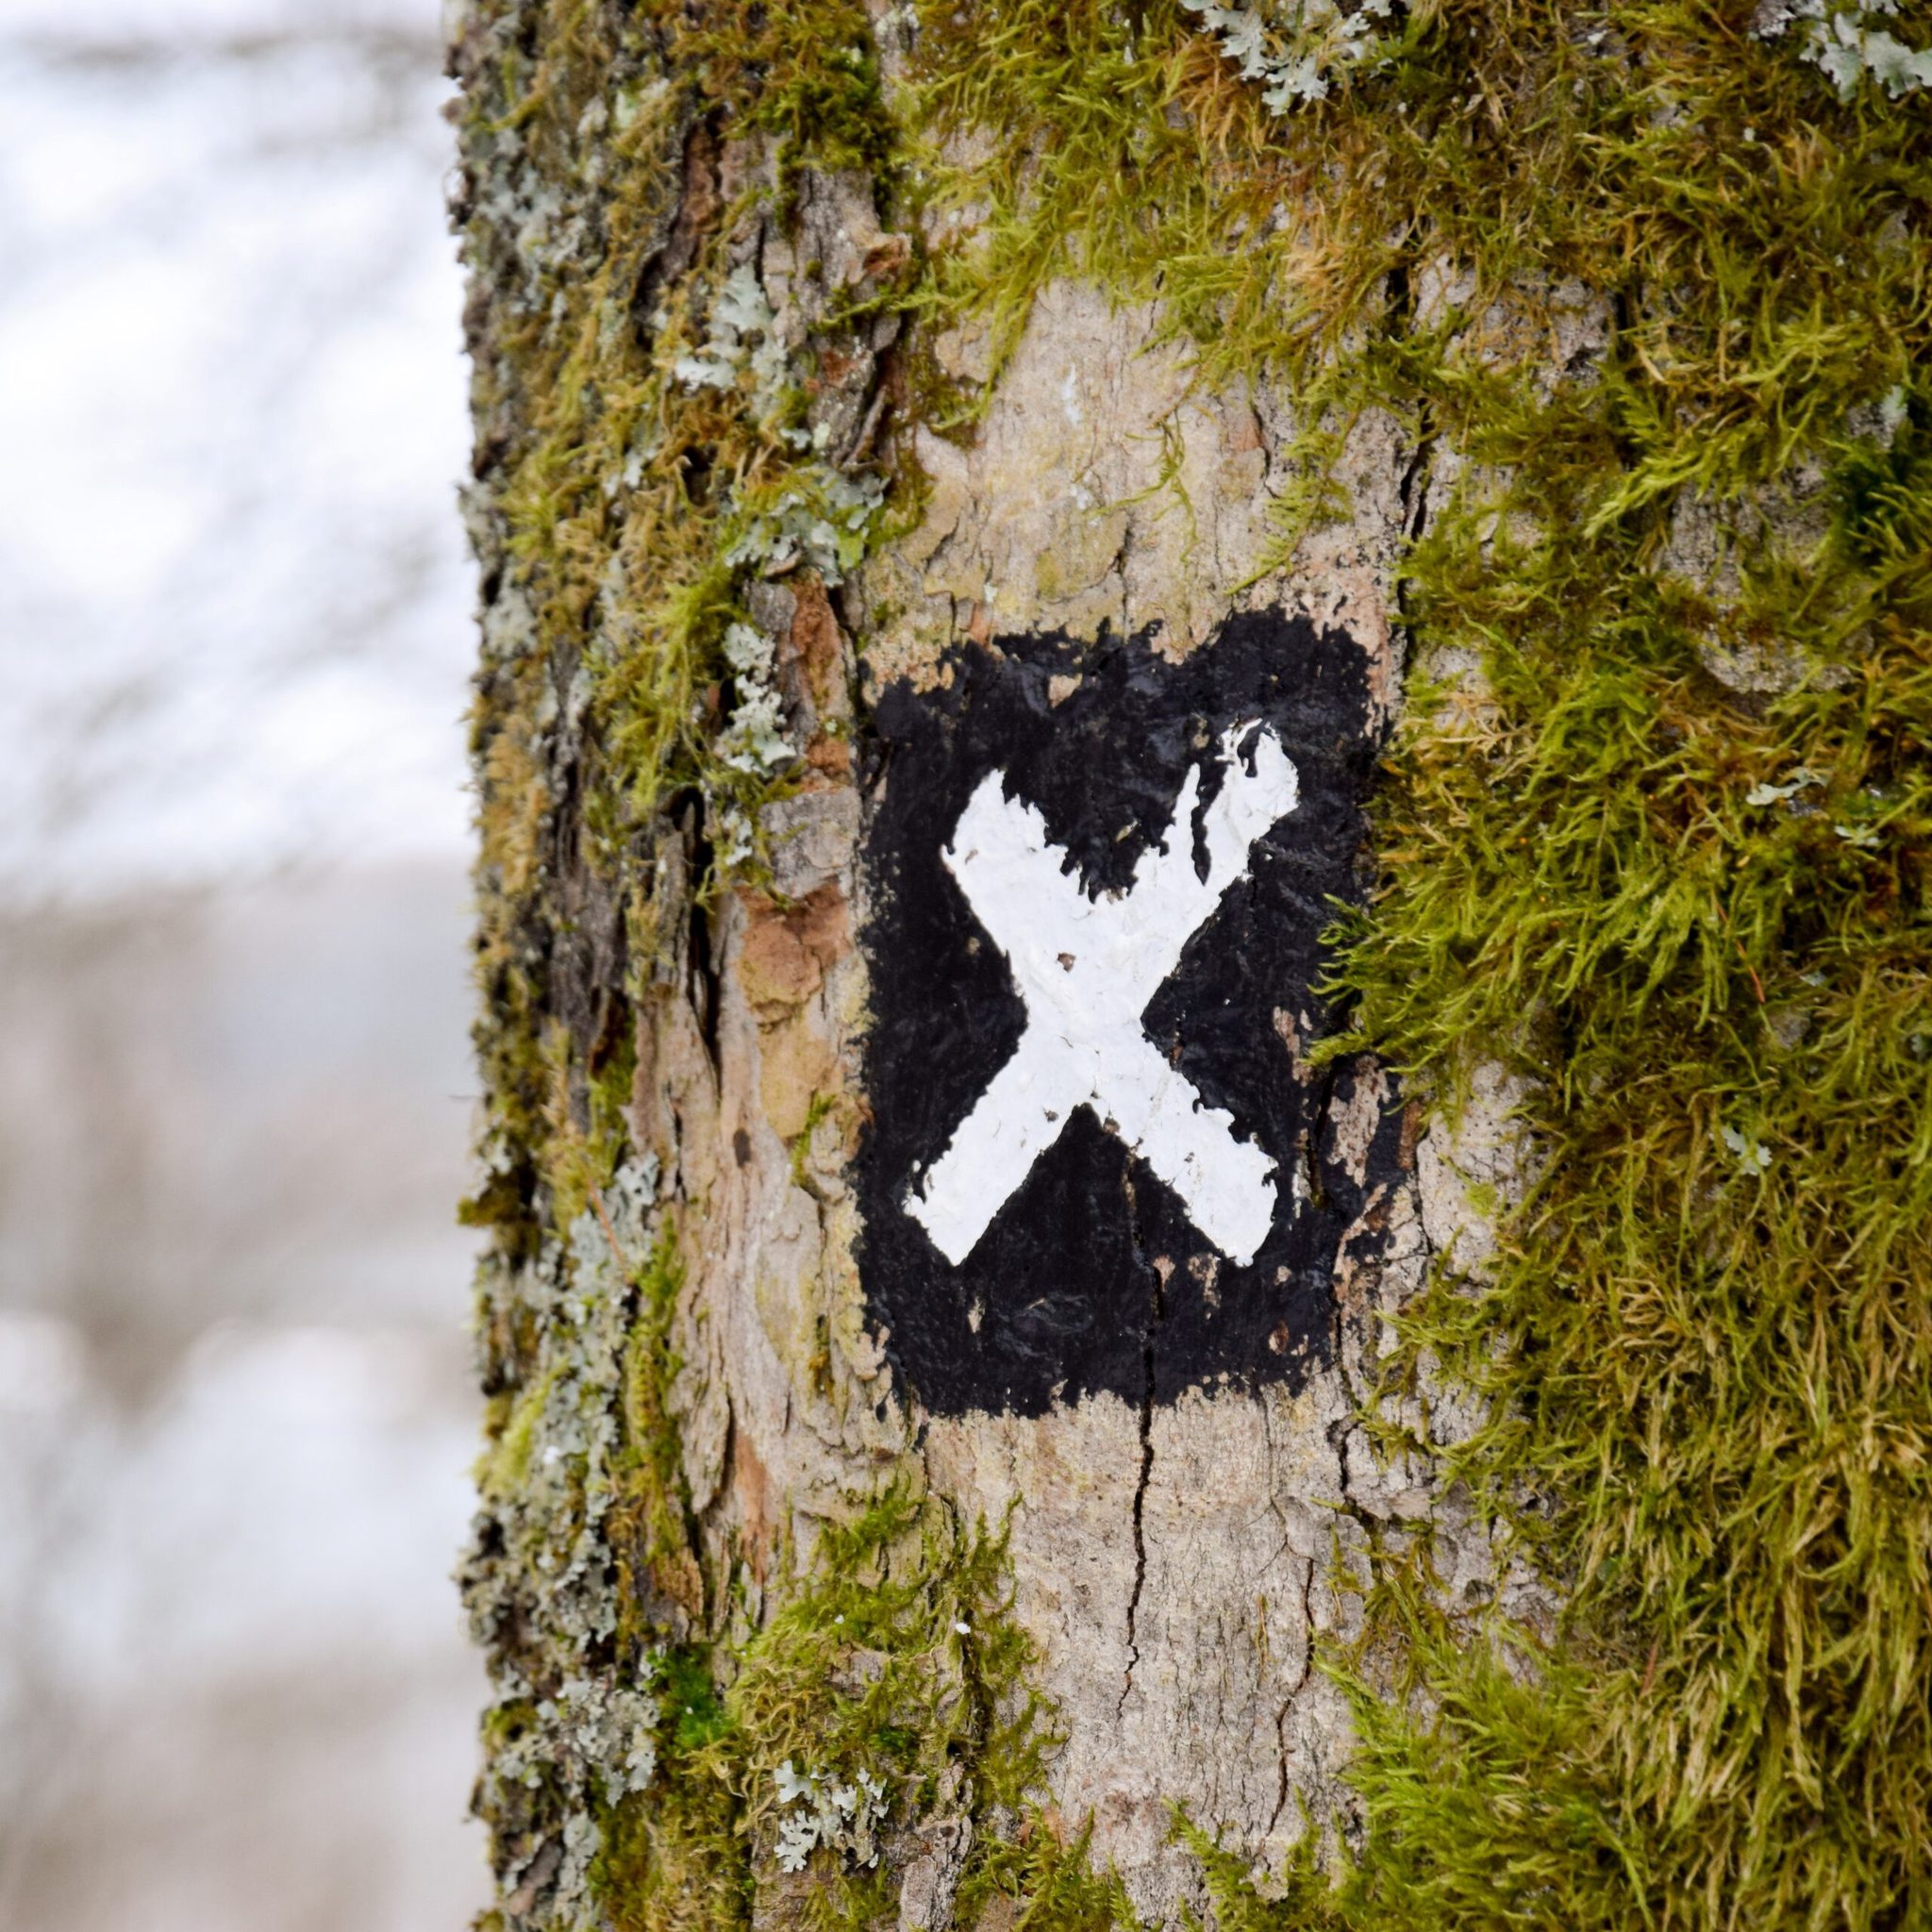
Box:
0, 0, 488, 1927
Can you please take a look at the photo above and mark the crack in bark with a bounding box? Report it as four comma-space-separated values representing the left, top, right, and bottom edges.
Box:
678, 798, 724, 1077
1306, 1055, 1340, 1211
1266, 1558, 1319, 1838
1387, 260, 1438, 666
1119, 1166, 1163, 1717
1259, 1391, 1320, 1839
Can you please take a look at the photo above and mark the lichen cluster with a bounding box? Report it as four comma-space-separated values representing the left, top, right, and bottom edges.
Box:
451, 0, 1932, 1924
1178, 0, 1403, 109
1754, 0, 1932, 100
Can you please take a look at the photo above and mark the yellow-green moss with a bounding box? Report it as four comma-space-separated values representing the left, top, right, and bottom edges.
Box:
609, 1227, 703, 1632
596, 1489, 1128, 1932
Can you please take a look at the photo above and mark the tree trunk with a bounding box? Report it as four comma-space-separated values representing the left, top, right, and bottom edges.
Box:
450, 2, 1930, 1929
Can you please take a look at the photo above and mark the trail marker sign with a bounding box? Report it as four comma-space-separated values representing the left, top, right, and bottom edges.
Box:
908, 722, 1298, 1269
857, 614, 1404, 1418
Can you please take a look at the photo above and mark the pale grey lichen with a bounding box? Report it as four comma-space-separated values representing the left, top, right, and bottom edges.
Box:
462, 1155, 665, 1926
491, 1665, 663, 1804
1180, 0, 1398, 108
723, 464, 887, 586
717, 622, 798, 776
675, 263, 790, 413
770, 1759, 891, 1874
545, 1669, 664, 1798
1719, 1123, 1774, 1176
1752, 0, 1932, 98
1746, 767, 1823, 808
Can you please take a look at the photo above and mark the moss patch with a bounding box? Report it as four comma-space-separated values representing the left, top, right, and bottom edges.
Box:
596, 1488, 1131, 1932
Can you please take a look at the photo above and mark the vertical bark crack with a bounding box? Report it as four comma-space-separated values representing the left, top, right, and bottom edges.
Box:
679, 800, 723, 1076
1387, 259, 1438, 658
1119, 1165, 1164, 1716
1260, 1391, 1320, 1838
1265, 1560, 1319, 1838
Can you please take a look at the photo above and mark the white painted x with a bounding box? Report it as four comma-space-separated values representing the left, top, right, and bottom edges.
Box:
907, 721, 1300, 1268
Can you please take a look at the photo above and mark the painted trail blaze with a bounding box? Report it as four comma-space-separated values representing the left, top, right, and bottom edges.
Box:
908, 718, 1301, 1268
857, 613, 1407, 1417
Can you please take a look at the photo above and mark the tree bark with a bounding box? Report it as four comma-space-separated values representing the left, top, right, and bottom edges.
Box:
449, 7, 1521, 1927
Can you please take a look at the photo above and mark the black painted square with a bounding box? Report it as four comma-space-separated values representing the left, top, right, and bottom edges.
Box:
855, 611, 1402, 1418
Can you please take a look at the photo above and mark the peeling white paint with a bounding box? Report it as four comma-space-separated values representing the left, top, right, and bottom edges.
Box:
908, 723, 1299, 1266
1059, 363, 1083, 429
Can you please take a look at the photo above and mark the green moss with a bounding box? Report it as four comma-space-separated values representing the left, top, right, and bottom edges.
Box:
610, 1227, 705, 1633
596, 1638, 749, 1932
789, 1091, 839, 1189
1173, 1810, 1346, 1932
478, 1364, 561, 1502
724, 1491, 1047, 1820
1309, 595, 1932, 1929
479, 0, 918, 872
596, 1487, 1130, 1932
965, 1821, 1141, 1932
